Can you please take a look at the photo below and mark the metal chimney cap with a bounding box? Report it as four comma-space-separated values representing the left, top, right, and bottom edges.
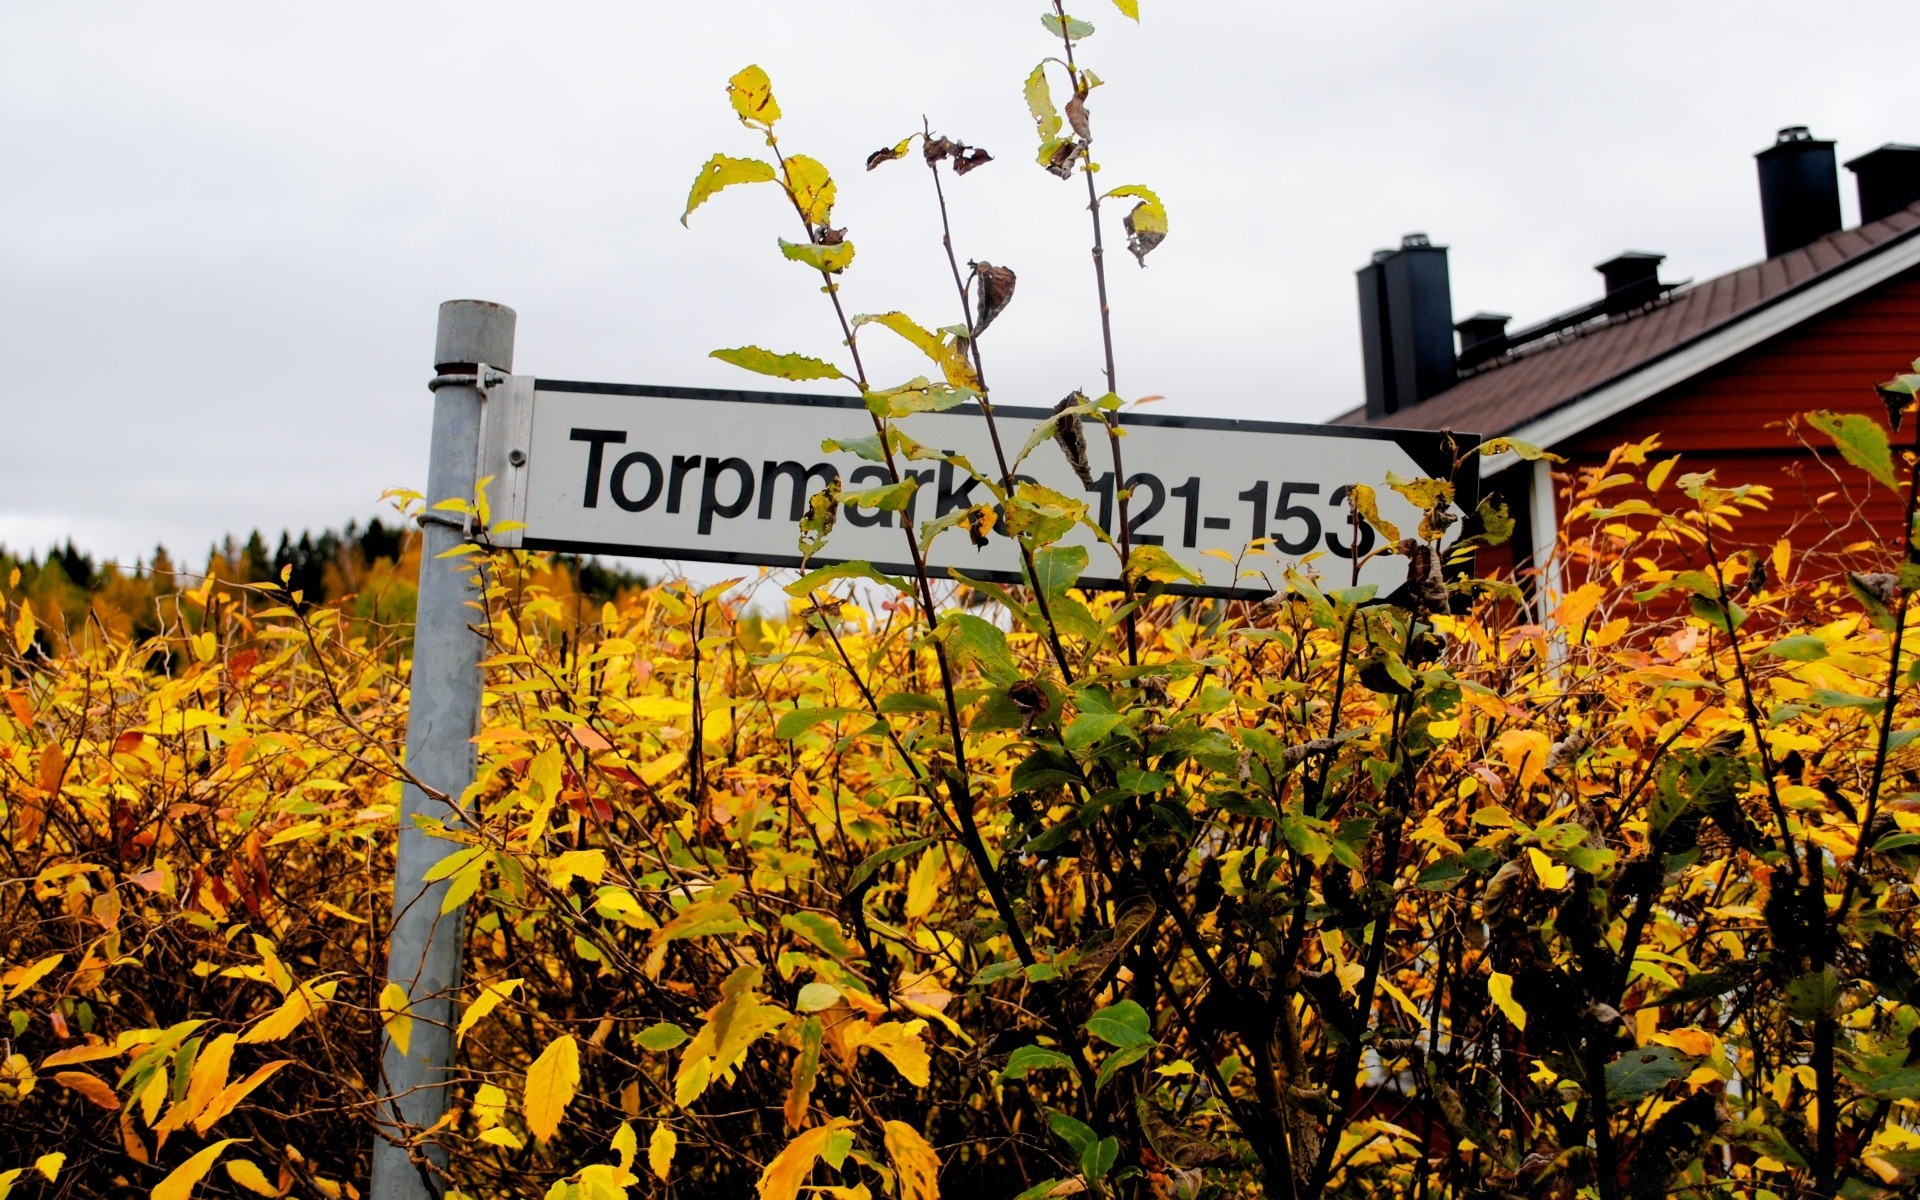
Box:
1454, 312, 1511, 330
1400, 232, 1433, 249
1758, 126, 1835, 159
1595, 250, 1666, 270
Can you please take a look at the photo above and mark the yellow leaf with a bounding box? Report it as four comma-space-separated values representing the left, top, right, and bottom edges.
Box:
156, 1033, 236, 1134
151, 1138, 241, 1200
524, 1034, 581, 1144
478, 1126, 524, 1149
640, 751, 687, 787
649, 1123, 677, 1181
239, 983, 327, 1044
2, 952, 62, 1000
53, 1069, 120, 1110
611, 1120, 637, 1171
682, 153, 777, 226
1526, 847, 1569, 890
1488, 972, 1527, 1031
883, 1120, 941, 1200
456, 978, 523, 1044
473, 1082, 509, 1128
33, 1153, 62, 1182
845, 1020, 931, 1087
137, 1064, 168, 1125
782, 155, 836, 228
380, 982, 413, 1057
727, 64, 780, 127
185, 1033, 235, 1121
193, 1061, 290, 1134
1646, 455, 1678, 492
12, 599, 34, 655
223, 1160, 278, 1197
905, 849, 942, 921
757, 1118, 855, 1200
41, 1040, 119, 1069
544, 849, 607, 889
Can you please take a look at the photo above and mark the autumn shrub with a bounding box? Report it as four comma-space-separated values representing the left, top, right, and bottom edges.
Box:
12, 3, 1920, 1199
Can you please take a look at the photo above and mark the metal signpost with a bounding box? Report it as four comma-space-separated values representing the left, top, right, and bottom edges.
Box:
371, 300, 1474, 1197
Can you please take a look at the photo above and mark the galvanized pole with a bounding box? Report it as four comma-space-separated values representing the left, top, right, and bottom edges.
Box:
370, 300, 515, 1200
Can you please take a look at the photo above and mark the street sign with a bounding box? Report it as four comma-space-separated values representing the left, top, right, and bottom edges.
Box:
481, 378, 1476, 597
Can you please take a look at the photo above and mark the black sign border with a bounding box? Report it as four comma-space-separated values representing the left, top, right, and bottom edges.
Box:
520, 379, 1480, 600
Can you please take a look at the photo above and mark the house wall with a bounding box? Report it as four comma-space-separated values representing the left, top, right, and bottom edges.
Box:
1537, 266, 1920, 570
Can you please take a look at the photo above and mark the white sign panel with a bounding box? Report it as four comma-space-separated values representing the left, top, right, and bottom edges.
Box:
488, 380, 1476, 597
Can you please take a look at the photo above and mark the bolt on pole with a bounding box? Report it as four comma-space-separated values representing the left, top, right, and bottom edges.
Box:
370, 300, 515, 1199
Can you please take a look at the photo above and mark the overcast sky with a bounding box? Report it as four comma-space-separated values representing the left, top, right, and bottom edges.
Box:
3, 0, 1910, 568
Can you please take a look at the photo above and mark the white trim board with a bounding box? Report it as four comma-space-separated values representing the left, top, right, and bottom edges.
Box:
1481, 228, 1920, 478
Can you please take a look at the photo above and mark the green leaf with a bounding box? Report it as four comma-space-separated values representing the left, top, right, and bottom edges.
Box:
821, 432, 887, 463
1126, 544, 1203, 587
1014, 1181, 1075, 1200
1084, 999, 1153, 1048
1786, 969, 1841, 1019
785, 560, 911, 597
780, 912, 857, 959
969, 960, 1024, 988
778, 238, 855, 274
637, 1022, 689, 1052
937, 612, 1021, 685
1806, 409, 1899, 490
845, 478, 921, 513
877, 692, 944, 714
1474, 497, 1514, 546
710, 346, 845, 382
864, 377, 975, 418
1000, 1044, 1076, 1081
1047, 1112, 1098, 1157
1083, 1136, 1119, 1182
1810, 689, 1887, 714
1094, 1043, 1150, 1089
1063, 711, 1124, 753
682, 153, 777, 225
1688, 593, 1746, 633
775, 706, 859, 739
1868, 1068, 1920, 1100
1005, 482, 1089, 547
1416, 857, 1471, 891
1041, 12, 1096, 40
1765, 634, 1828, 661
1604, 1045, 1693, 1103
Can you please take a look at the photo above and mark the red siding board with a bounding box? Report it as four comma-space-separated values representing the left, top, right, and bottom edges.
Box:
1556, 270, 1920, 558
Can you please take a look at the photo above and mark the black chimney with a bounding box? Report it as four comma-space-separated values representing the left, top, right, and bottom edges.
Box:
1756, 126, 1841, 258
1846, 144, 1920, 224
1454, 313, 1510, 370
1357, 233, 1456, 419
1595, 251, 1666, 314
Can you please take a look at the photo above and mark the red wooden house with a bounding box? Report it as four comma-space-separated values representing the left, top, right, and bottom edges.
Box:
1331, 129, 1920, 585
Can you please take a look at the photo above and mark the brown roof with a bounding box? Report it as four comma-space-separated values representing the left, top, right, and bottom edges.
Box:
1331, 199, 1920, 435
